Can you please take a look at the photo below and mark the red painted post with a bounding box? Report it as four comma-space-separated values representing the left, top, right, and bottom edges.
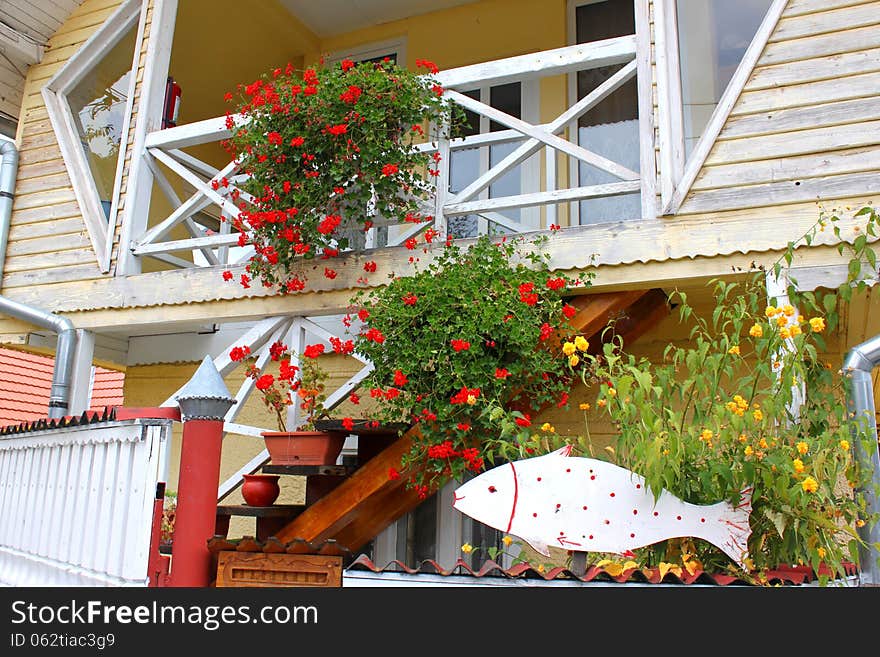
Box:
165, 356, 236, 588
168, 417, 224, 587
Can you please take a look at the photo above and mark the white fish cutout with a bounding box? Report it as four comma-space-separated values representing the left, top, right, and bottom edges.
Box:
452, 445, 753, 569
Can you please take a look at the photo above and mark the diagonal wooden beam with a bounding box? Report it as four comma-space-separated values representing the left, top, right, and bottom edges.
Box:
568, 289, 648, 337
587, 288, 670, 354
274, 433, 416, 545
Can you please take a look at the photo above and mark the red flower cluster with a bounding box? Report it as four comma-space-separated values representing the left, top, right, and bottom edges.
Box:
402, 293, 418, 306
450, 386, 480, 405
230, 345, 251, 362
303, 343, 325, 358
518, 282, 539, 306
450, 339, 470, 352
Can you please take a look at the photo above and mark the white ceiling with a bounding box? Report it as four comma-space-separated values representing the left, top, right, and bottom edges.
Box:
280, 0, 476, 38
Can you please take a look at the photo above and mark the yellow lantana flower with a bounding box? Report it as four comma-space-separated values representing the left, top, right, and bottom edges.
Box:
541, 422, 556, 433
728, 345, 740, 355
744, 445, 754, 456
461, 543, 473, 554
782, 304, 795, 317
765, 306, 777, 317
607, 388, 617, 397
776, 315, 789, 328
750, 324, 763, 338
562, 341, 577, 356
753, 409, 763, 422
817, 547, 826, 559
840, 440, 850, 451
502, 535, 513, 547
790, 324, 802, 337
569, 354, 580, 367
700, 429, 713, 442
793, 458, 805, 473
779, 327, 791, 340
579, 402, 590, 411
797, 441, 808, 455
809, 317, 826, 333
574, 335, 589, 352
801, 476, 818, 493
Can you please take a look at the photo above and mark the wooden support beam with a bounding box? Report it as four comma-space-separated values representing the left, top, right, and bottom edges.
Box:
589, 288, 671, 352
274, 434, 415, 545
568, 289, 648, 338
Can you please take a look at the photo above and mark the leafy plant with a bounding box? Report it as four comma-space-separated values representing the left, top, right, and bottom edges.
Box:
562, 205, 880, 581
228, 340, 330, 431
349, 232, 591, 496
221, 57, 461, 291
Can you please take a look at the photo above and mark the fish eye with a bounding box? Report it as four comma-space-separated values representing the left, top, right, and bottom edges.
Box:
488, 485, 497, 493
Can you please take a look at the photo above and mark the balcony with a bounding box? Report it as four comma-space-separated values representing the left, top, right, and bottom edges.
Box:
129, 35, 648, 271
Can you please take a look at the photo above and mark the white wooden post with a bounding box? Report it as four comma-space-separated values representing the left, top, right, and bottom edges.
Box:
766, 269, 804, 422
68, 329, 96, 416
117, 0, 178, 275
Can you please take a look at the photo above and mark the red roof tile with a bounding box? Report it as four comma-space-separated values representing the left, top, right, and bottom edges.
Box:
344, 555, 859, 586
0, 347, 125, 427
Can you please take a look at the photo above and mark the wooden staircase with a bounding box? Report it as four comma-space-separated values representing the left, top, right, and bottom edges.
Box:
239, 288, 671, 555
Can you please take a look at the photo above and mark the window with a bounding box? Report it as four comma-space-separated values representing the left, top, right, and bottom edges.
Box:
448, 81, 540, 237
572, 0, 641, 225
656, 0, 781, 211
676, 0, 774, 158
42, 0, 146, 272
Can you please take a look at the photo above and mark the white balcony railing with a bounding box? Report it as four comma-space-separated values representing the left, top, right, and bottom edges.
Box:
130, 35, 642, 268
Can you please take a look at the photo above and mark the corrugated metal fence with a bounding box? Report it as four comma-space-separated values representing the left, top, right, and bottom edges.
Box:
0, 418, 170, 586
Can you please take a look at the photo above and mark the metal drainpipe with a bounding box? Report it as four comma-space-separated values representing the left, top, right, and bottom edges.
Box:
843, 335, 880, 586
0, 135, 77, 419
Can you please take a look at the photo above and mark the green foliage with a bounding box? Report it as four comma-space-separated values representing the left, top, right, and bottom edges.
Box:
350, 233, 591, 494
222, 58, 462, 291
566, 205, 880, 580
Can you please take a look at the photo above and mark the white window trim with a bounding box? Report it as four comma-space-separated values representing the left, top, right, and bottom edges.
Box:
656, 0, 788, 216
325, 37, 408, 67
565, 0, 655, 224
41, 0, 149, 274
117, 0, 178, 277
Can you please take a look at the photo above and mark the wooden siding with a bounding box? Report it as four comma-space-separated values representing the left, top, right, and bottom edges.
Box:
681, 0, 880, 215
2, 0, 151, 296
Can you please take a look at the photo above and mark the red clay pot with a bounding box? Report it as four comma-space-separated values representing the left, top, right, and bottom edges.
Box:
241, 473, 281, 506
261, 431, 346, 466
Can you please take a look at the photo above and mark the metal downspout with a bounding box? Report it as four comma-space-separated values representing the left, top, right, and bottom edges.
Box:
0, 135, 77, 419
843, 336, 880, 586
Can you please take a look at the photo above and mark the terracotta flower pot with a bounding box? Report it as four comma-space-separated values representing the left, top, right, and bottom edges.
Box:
261, 430, 346, 466
241, 473, 281, 506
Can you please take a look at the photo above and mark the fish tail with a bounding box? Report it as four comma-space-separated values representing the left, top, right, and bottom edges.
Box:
700, 487, 753, 570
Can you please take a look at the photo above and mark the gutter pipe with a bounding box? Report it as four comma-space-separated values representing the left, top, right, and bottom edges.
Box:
0, 135, 77, 419
843, 335, 880, 586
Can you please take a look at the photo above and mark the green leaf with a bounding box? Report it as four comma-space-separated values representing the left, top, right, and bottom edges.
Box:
764, 509, 788, 539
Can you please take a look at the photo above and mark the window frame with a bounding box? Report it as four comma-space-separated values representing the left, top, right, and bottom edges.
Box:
41, 0, 148, 273
325, 37, 408, 69
654, 0, 788, 215
566, 0, 656, 224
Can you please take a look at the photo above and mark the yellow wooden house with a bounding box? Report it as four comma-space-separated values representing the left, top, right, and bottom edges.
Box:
1, 0, 879, 573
